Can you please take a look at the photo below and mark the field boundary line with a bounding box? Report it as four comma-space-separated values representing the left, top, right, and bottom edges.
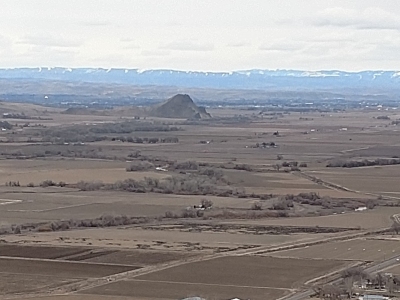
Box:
0, 256, 139, 268
130, 278, 295, 291
296, 170, 400, 201
241, 227, 388, 256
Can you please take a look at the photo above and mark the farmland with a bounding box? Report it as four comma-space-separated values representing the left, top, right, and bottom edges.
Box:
270, 238, 400, 261
82, 256, 344, 300
0, 100, 400, 300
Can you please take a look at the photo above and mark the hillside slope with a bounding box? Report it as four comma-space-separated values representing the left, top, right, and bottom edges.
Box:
150, 94, 211, 119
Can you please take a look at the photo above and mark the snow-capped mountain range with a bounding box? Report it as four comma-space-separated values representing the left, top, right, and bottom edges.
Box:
1, 68, 400, 90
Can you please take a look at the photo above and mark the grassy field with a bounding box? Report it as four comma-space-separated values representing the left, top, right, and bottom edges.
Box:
24, 296, 149, 300
136, 256, 343, 289
0, 257, 136, 278
306, 165, 400, 198
82, 279, 288, 300
219, 206, 400, 229
0, 159, 169, 185
271, 238, 400, 261
381, 264, 400, 275
81, 256, 343, 300
0, 273, 79, 295
0, 244, 90, 259
0, 189, 263, 224
0, 226, 325, 254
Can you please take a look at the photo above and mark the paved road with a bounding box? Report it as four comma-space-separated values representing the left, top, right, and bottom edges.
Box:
282, 255, 400, 300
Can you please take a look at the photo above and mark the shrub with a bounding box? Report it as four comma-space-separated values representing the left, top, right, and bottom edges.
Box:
13, 226, 21, 234
366, 199, 376, 209
40, 180, 56, 187
251, 202, 263, 210
37, 224, 53, 232
164, 211, 178, 218
174, 161, 199, 170
272, 202, 287, 210
181, 209, 197, 218
76, 181, 104, 191
126, 161, 154, 172
327, 158, 400, 168
233, 164, 253, 171
201, 199, 213, 209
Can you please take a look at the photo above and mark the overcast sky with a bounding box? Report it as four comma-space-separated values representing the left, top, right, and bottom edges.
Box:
1, 0, 400, 71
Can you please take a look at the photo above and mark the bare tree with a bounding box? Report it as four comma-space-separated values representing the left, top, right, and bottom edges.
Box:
387, 276, 395, 294
320, 285, 342, 300
375, 272, 385, 289
392, 221, 400, 234
273, 164, 281, 171
251, 201, 263, 210
343, 277, 354, 299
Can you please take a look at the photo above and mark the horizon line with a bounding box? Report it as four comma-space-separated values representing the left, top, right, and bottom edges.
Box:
0, 67, 400, 73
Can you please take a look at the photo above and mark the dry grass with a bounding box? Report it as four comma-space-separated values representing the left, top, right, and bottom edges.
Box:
25, 296, 145, 300
0, 107, 400, 299
271, 238, 400, 261
306, 165, 400, 196
218, 206, 400, 229
83, 280, 288, 300
381, 264, 400, 275
0, 273, 79, 295
136, 256, 344, 289
0, 227, 323, 254
0, 257, 137, 278
0, 159, 169, 185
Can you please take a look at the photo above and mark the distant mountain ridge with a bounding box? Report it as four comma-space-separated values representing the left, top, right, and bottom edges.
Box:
1, 67, 400, 90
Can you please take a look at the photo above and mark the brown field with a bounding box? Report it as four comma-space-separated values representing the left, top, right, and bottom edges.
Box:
135, 256, 344, 289
0, 159, 169, 185
0, 273, 79, 295
219, 206, 400, 229
0, 257, 137, 278
0, 244, 90, 259
224, 169, 358, 197
306, 165, 400, 197
83, 250, 196, 266
24, 296, 148, 300
271, 238, 400, 261
0, 243, 196, 267
82, 279, 287, 300
0, 105, 400, 299
381, 264, 400, 275
81, 256, 343, 300
0, 189, 259, 224
0, 226, 328, 254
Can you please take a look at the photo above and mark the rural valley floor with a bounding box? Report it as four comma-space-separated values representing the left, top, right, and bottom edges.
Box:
0, 101, 400, 299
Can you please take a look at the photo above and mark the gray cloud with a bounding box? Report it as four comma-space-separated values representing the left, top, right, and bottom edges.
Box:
17, 35, 83, 48
312, 7, 400, 30
160, 40, 214, 51
141, 49, 171, 57
80, 20, 112, 27
259, 40, 305, 52
0, 35, 12, 47
227, 42, 250, 48
120, 38, 141, 50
